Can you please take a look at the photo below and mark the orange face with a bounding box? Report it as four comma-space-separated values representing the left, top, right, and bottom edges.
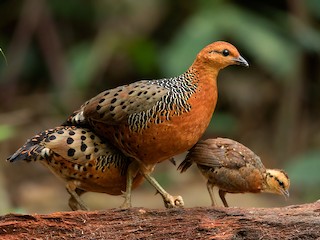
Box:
195, 41, 249, 70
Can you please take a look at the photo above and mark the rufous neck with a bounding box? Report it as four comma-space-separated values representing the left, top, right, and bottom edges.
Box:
188, 60, 219, 85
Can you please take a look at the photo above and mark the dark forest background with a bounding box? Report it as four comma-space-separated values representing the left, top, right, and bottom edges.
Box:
0, 0, 319, 213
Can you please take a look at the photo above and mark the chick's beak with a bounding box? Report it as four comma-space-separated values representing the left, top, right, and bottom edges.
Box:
281, 189, 290, 198
233, 55, 249, 67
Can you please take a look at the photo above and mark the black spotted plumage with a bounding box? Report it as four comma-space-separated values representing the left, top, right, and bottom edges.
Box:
7, 126, 130, 175
7, 125, 144, 210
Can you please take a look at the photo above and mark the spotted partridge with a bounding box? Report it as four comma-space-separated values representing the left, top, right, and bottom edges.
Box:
64, 41, 249, 208
178, 138, 290, 207
7, 126, 143, 210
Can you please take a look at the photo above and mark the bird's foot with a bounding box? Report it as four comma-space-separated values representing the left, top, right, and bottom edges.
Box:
162, 194, 184, 208
141, 170, 184, 208
120, 191, 132, 209
120, 201, 132, 209
120, 200, 132, 209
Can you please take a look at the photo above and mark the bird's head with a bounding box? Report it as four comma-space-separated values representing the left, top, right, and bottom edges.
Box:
264, 169, 290, 198
194, 41, 249, 71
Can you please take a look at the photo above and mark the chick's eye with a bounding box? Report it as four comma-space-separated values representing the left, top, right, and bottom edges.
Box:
278, 180, 284, 187
222, 49, 229, 56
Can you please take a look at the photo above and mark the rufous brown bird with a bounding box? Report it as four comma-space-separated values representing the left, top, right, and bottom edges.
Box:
178, 138, 290, 207
64, 41, 249, 208
7, 126, 143, 210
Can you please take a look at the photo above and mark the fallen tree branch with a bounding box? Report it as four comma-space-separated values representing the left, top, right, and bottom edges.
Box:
0, 201, 319, 239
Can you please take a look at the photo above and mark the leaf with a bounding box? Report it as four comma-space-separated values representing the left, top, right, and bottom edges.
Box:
207, 112, 238, 135
128, 39, 157, 76
0, 48, 8, 66
306, 0, 320, 18
159, 2, 309, 79
285, 151, 320, 187
159, 5, 223, 76
0, 125, 15, 142
68, 42, 93, 90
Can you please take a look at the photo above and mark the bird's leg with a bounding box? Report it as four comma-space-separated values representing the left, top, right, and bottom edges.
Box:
68, 188, 87, 211
140, 168, 184, 208
218, 189, 229, 207
66, 182, 88, 211
206, 181, 216, 206
120, 161, 139, 209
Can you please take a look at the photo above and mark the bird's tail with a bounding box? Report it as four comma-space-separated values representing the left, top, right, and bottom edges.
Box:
62, 110, 88, 127
177, 154, 194, 173
7, 130, 51, 163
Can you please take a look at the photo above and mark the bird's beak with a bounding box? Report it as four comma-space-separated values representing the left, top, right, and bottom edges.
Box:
281, 189, 290, 199
233, 55, 249, 67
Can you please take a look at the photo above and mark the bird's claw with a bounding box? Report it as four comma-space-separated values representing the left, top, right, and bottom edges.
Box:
120, 201, 132, 209
163, 195, 184, 208
120, 191, 132, 209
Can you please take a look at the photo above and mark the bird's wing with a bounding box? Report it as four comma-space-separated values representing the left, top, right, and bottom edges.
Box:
185, 142, 227, 168
185, 138, 261, 169
178, 141, 223, 172
73, 80, 169, 125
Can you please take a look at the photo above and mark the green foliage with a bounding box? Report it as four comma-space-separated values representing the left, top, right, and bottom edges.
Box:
207, 112, 237, 136
128, 39, 158, 76
68, 42, 93, 90
285, 151, 320, 200
286, 151, 320, 185
306, 0, 320, 18
0, 125, 15, 142
160, 1, 320, 79
0, 48, 7, 66
48, 0, 95, 22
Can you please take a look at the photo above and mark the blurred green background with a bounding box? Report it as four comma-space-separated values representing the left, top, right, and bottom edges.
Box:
0, 0, 319, 214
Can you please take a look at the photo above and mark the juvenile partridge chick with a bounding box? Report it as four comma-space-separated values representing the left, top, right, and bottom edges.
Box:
178, 138, 290, 207
7, 126, 144, 210
65, 41, 249, 208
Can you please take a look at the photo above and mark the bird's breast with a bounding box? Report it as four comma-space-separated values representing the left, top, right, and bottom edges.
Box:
97, 80, 218, 165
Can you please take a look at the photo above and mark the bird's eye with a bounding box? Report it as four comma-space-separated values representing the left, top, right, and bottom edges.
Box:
222, 49, 230, 57
278, 180, 284, 187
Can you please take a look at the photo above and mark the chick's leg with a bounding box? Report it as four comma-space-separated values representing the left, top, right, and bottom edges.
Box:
206, 181, 216, 206
218, 189, 229, 207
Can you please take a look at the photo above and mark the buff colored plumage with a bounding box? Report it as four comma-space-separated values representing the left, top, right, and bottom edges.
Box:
7, 126, 143, 210
178, 138, 290, 207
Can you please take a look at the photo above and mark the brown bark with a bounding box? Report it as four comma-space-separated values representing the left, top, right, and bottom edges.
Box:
0, 201, 319, 240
